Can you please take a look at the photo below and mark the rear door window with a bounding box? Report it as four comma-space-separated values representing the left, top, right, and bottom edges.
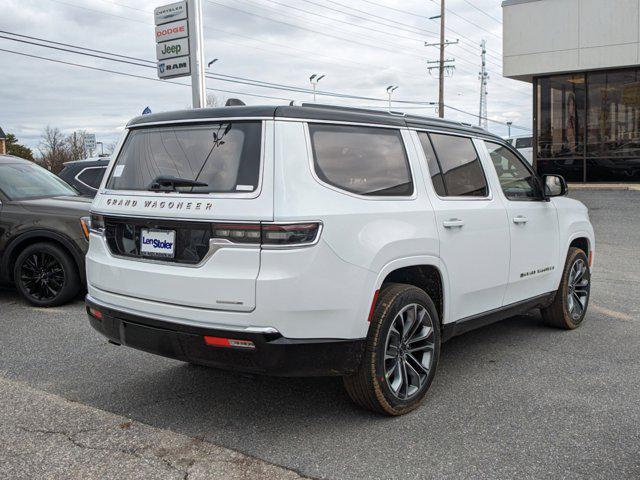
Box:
309, 124, 413, 196
428, 133, 488, 197
106, 121, 262, 193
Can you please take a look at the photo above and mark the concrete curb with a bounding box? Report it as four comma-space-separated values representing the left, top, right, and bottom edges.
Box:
568, 183, 640, 191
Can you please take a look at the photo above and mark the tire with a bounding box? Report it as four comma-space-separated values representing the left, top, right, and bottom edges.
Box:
13, 242, 80, 307
541, 247, 591, 329
343, 283, 441, 416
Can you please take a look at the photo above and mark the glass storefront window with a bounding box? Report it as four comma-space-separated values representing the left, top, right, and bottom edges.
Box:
535, 67, 640, 182
587, 70, 640, 158
536, 74, 586, 160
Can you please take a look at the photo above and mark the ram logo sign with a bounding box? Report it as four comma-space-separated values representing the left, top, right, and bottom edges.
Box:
157, 56, 190, 79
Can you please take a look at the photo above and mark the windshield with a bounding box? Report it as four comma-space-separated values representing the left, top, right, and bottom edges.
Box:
106, 121, 262, 193
0, 163, 77, 200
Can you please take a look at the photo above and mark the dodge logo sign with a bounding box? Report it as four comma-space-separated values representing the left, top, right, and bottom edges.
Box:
155, 19, 188, 43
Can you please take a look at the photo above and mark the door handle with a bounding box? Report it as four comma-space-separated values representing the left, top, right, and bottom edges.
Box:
443, 218, 465, 228
513, 215, 528, 224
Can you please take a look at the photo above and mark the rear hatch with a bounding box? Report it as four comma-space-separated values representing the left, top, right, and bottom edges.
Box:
90, 119, 273, 312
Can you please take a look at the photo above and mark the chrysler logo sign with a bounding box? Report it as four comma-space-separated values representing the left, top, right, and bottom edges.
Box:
154, 1, 187, 25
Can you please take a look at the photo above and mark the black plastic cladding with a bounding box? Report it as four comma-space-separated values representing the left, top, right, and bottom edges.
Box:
125, 104, 504, 141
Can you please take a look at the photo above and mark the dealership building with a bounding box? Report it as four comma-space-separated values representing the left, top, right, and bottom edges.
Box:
503, 0, 640, 181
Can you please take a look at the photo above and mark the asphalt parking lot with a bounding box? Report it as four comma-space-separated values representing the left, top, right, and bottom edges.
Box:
1, 189, 639, 479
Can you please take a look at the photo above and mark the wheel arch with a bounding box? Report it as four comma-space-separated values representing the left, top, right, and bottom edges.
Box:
373, 256, 448, 326
1, 230, 86, 284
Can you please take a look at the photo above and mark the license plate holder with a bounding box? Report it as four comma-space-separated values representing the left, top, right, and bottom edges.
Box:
140, 228, 176, 258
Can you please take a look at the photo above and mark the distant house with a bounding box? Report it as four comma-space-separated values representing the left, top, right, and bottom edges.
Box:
0, 127, 5, 155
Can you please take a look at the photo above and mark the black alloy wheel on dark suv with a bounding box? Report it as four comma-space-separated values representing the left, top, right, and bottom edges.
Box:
0, 155, 92, 307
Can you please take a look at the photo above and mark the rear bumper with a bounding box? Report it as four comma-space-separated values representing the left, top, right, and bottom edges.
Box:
86, 297, 365, 377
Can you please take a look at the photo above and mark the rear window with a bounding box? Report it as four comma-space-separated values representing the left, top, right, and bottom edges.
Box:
77, 167, 106, 189
309, 124, 413, 196
106, 121, 262, 193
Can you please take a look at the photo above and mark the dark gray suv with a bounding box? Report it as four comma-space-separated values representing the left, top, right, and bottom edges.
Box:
0, 155, 91, 306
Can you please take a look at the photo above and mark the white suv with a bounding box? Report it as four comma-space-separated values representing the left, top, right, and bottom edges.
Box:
86, 104, 594, 416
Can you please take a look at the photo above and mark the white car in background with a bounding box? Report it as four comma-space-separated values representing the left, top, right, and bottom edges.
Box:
506, 135, 533, 164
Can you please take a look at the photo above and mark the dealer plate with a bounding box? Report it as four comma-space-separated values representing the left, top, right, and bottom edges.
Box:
140, 229, 176, 258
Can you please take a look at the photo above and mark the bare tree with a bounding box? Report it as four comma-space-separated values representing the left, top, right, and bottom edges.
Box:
65, 130, 88, 161
206, 93, 226, 107
38, 126, 70, 173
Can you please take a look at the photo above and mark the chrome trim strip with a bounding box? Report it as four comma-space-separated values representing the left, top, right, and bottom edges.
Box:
74, 166, 107, 192
86, 294, 280, 335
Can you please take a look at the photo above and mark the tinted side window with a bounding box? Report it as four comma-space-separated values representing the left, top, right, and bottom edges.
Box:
77, 167, 106, 189
309, 124, 413, 196
417, 132, 446, 196
515, 137, 532, 149
429, 134, 488, 197
485, 141, 542, 200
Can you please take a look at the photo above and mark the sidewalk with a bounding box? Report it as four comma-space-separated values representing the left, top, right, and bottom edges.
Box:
0, 376, 307, 480
568, 182, 640, 191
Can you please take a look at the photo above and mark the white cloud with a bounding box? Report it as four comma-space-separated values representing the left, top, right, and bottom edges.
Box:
0, 0, 532, 152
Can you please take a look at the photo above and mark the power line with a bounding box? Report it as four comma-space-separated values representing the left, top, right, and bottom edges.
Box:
444, 104, 531, 131
459, 0, 503, 24
0, 47, 293, 101
0, 31, 439, 105
429, 0, 501, 41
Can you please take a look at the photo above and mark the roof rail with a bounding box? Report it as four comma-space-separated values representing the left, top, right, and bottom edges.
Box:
299, 103, 394, 116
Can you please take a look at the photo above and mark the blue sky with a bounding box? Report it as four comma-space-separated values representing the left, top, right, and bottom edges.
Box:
0, 0, 532, 153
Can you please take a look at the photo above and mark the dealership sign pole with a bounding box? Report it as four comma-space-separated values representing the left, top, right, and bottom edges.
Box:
154, 0, 206, 108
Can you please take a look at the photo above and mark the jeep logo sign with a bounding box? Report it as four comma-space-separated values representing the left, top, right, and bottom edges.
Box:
156, 37, 190, 60
157, 56, 191, 79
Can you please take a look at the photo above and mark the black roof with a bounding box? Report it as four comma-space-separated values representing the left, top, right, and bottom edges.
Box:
62, 157, 110, 167
0, 127, 6, 139
126, 104, 503, 140
0, 154, 30, 164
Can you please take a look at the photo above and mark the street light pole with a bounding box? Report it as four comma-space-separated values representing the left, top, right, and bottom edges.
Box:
309, 74, 325, 102
386, 85, 398, 112
188, 0, 206, 108
507, 121, 513, 137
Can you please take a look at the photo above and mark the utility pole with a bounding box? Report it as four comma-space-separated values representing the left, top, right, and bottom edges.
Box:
438, 0, 445, 118
426, 1, 458, 118
478, 39, 489, 130
507, 121, 513, 137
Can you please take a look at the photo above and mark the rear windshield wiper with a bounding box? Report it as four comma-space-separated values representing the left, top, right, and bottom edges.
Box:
148, 176, 208, 192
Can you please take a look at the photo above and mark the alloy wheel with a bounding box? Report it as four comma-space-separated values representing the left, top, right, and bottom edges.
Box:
567, 258, 589, 320
384, 303, 435, 400
19, 252, 65, 301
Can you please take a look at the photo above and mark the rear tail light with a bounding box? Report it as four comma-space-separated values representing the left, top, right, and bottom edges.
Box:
211, 222, 321, 247
262, 223, 320, 246
204, 336, 256, 349
88, 307, 103, 320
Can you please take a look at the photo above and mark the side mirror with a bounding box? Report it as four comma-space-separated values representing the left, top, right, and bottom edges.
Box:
543, 174, 568, 197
